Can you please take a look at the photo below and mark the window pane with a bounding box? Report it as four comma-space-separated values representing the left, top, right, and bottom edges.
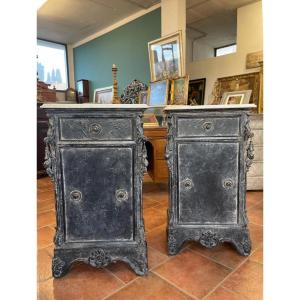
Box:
216, 44, 237, 57
37, 39, 68, 90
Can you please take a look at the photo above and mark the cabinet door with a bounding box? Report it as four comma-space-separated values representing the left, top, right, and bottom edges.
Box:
61, 146, 134, 242
178, 142, 239, 225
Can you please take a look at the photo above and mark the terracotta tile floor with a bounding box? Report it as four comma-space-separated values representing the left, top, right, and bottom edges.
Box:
37, 176, 263, 300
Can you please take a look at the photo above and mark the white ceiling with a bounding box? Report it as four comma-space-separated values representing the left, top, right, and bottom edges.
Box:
37, 0, 159, 43
37, 0, 259, 44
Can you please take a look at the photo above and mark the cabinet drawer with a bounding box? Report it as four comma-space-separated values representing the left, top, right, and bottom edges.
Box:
59, 117, 133, 141
177, 116, 240, 138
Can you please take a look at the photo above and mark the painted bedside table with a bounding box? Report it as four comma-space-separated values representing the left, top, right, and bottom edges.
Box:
164, 104, 255, 256
42, 103, 149, 278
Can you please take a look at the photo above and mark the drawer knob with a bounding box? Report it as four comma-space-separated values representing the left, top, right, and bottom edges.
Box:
70, 190, 82, 201
223, 179, 234, 189
182, 178, 193, 190
202, 121, 213, 131
115, 189, 128, 204
88, 123, 102, 135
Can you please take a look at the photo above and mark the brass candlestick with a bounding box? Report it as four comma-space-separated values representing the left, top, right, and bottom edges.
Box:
112, 64, 120, 104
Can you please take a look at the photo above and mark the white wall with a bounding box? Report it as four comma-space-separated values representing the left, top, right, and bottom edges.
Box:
187, 1, 263, 104
161, 0, 186, 73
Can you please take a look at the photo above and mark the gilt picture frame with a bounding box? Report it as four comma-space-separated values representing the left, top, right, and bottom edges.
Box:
170, 76, 189, 105
148, 31, 183, 82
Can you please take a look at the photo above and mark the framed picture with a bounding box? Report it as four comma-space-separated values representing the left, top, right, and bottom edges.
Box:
93, 86, 113, 104
188, 78, 206, 105
221, 90, 252, 105
148, 31, 183, 82
65, 88, 77, 102
212, 72, 260, 112
170, 76, 189, 105
147, 80, 169, 106
138, 90, 148, 104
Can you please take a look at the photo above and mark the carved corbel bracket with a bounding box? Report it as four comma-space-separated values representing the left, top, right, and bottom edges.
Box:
136, 113, 148, 177
44, 117, 56, 180
165, 115, 175, 171
244, 118, 255, 172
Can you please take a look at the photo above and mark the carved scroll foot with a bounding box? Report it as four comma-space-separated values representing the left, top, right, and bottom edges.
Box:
52, 256, 70, 278
128, 258, 148, 276
233, 235, 252, 256
127, 242, 148, 275
167, 228, 184, 256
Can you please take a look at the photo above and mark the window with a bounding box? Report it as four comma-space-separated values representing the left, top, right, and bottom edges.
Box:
215, 44, 237, 57
37, 39, 69, 90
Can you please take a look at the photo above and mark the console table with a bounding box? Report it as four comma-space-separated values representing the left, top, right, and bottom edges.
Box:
42, 103, 148, 278
164, 104, 255, 256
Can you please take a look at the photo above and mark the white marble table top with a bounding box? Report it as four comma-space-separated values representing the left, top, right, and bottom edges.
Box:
164, 104, 256, 110
41, 103, 148, 109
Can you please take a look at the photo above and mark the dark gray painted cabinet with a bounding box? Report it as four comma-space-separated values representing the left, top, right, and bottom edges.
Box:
42, 104, 148, 278
165, 105, 255, 256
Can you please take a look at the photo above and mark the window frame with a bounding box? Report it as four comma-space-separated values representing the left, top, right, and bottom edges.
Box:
37, 38, 70, 91
214, 43, 237, 57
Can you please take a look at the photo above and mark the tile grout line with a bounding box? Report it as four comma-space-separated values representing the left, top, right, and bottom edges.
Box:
102, 267, 127, 285
221, 285, 248, 299
151, 270, 199, 300
200, 255, 251, 300
101, 276, 141, 300
187, 247, 234, 271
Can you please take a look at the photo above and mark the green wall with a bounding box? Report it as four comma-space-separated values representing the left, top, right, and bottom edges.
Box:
74, 9, 161, 101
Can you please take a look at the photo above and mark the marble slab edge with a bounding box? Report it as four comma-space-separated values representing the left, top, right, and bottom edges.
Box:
41, 103, 149, 109
163, 104, 256, 110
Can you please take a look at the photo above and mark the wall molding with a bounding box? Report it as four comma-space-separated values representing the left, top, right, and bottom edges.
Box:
71, 3, 161, 49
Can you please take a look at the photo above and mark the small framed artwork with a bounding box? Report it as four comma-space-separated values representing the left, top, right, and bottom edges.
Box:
93, 86, 113, 104
65, 88, 77, 102
188, 78, 206, 105
138, 90, 148, 104
170, 76, 189, 105
221, 90, 252, 105
147, 80, 169, 106
148, 31, 183, 82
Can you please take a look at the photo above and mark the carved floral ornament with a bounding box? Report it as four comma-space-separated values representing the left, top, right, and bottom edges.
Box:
199, 231, 219, 248
88, 249, 112, 268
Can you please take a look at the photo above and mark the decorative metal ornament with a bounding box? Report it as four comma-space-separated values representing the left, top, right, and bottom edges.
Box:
120, 79, 148, 104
